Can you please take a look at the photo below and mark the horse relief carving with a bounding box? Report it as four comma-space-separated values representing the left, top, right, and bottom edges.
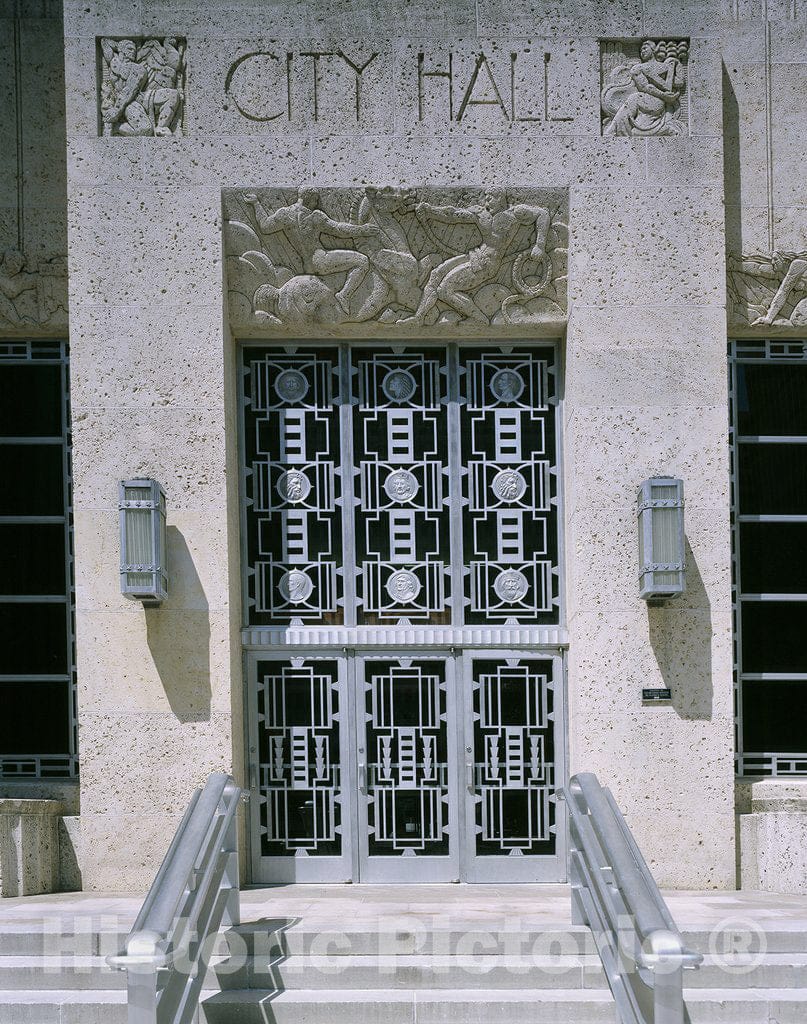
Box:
223, 186, 568, 330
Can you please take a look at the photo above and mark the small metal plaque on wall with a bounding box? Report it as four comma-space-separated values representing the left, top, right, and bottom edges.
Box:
642, 688, 672, 702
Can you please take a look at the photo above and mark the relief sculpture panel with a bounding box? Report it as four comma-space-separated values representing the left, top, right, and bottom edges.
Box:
728, 250, 807, 329
0, 249, 67, 332
99, 37, 186, 137
224, 187, 568, 333
600, 39, 690, 137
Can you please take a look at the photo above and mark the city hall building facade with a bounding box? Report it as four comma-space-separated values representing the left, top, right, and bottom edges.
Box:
2, 0, 806, 894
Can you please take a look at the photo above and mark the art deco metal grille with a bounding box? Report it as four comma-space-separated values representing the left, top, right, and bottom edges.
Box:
243, 349, 342, 625
471, 657, 556, 856
242, 343, 560, 630
362, 658, 450, 856
255, 658, 342, 857
729, 339, 807, 777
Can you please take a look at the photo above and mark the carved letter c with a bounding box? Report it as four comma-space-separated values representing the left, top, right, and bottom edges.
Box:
225, 51, 286, 122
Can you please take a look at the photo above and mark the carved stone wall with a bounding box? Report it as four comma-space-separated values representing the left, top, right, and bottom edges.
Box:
224, 187, 567, 334
0, 5, 68, 336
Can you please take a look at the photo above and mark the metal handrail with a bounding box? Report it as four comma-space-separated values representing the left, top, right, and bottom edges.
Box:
107, 772, 242, 1024
562, 772, 703, 1024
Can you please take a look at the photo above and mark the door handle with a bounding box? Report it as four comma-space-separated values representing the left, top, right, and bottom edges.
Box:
358, 762, 367, 795
465, 762, 474, 793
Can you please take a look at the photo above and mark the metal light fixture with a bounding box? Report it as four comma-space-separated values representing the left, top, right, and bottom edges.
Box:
119, 479, 167, 604
637, 477, 685, 601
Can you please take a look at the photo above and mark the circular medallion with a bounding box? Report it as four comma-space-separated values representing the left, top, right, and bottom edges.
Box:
276, 469, 311, 504
490, 368, 524, 403
274, 368, 309, 403
493, 568, 529, 604
383, 469, 420, 503
492, 468, 527, 503
385, 569, 422, 604
382, 368, 417, 403
278, 569, 313, 604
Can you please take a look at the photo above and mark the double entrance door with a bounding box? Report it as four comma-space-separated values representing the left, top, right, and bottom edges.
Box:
247, 650, 565, 882
240, 341, 565, 882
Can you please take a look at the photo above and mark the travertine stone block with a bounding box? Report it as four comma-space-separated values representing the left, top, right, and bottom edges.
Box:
70, 405, 227, 511
311, 135, 481, 188
78, 713, 233, 818
568, 187, 725, 307
739, 782, 807, 894
0, 801, 63, 897
58, 816, 82, 893
475, 0, 643, 37
563, 407, 730, 510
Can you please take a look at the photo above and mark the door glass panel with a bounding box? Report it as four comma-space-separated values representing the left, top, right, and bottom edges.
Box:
472, 657, 556, 857
363, 658, 449, 857
256, 658, 342, 857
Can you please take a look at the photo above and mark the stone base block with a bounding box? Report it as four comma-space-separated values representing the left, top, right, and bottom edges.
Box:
737, 780, 807, 895
0, 800, 63, 897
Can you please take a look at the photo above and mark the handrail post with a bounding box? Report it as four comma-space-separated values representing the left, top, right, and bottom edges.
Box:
109, 772, 242, 1024
653, 965, 683, 1024
563, 772, 701, 1024
222, 782, 241, 927
128, 969, 158, 1024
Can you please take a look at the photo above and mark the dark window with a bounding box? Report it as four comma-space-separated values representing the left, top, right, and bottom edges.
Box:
0, 343, 76, 779
731, 345, 807, 777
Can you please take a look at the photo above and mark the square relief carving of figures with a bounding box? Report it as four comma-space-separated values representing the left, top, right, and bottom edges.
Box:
0, 248, 67, 332
99, 37, 186, 137
223, 187, 568, 332
600, 39, 690, 137
729, 250, 807, 329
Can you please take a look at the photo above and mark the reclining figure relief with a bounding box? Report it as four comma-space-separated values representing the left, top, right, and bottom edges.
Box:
224, 186, 568, 330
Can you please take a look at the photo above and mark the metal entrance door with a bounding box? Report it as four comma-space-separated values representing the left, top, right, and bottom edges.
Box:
241, 342, 565, 883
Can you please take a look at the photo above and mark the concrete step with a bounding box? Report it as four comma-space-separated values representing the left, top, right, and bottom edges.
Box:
1, 950, 805, 994
2, 986, 807, 1024
4, 920, 806, 958
198, 987, 807, 1024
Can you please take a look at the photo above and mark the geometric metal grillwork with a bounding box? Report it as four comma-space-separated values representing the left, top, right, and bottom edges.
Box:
471, 657, 556, 855
461, 350, 558, 623
729, 338, 807, 777
256, 658, 342, 856
0, 339, 77, 779
243, 349, 342, 625
362, 658, 449, 856
241, 342, 560, 630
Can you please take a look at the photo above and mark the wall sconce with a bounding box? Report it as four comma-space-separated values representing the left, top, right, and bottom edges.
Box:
637, 477, 685, 602
119, 479, 167, 604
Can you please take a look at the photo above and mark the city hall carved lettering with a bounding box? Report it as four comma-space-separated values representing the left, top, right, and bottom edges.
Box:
600, 39, 689, 137
729, 250, 807, 328
223, 47, 575, 126
99, 37, 186, 136
224, 187, 568, 331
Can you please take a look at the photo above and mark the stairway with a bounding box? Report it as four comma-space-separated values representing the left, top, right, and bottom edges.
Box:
1, 893, 807, 1024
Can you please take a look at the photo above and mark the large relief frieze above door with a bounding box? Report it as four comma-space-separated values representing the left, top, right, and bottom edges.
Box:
223, 187, 568, 335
